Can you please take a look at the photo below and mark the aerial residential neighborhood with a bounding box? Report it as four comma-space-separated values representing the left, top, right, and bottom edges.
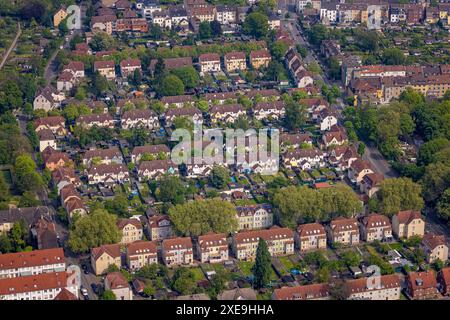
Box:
0, 0, 449, 305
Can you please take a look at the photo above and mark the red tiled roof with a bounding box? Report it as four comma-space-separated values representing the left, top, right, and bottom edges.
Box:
273, 284, 330, 300
0, 248, 65, 271
0, 272, 71, 295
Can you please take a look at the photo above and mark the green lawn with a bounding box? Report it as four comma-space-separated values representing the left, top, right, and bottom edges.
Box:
190, 267, 205, 281
237, 261, 253, 277
279, 256, 296, 271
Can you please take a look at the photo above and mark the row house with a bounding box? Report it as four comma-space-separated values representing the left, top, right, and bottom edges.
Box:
360, 214, 392, 242
209, 103, 246, 124
91, 243, 121, 275
164, 107, 203, 126
137, 159, 179, 181
57, 61, 85, 92
405, 271, 440, 300
161, 94, 196, 108
131, 144, 170, 164
392, 210, 425, 239
104, 272, 133, 300
273, 283, 330, 300
191, 5, 216, 22
93, 60, 116, 79
116, 18, 148, 33
283, 148, 326, 170
198, 53, 221, 73
0, 248, 65, 279
346, 274, 401, 300
216, 5, 237, 25
202, 92, 238, 105
327, 217, 360, 246
121, 109, 159, 130
152, 10, 173, 29
224, 51, 247, 73
236, 204, 273, 231
320, 2, 338, 24
246, 89, 280, 101
126, 240, 158, 271
33, 85, 65, 111
151, 7, 189, 30
250, 49, 271, 69
0, 272, 78, 300
139, 0, 162, 18
338, 4, 368, 25
233, 227, 295, 261
162, 237, 194, 267
87, 163, 130, 185
82, 147, 123, 167
253, 101, 285, 121
148, 214, 174, 241
120, 58, 142, 77
62, 60, 85, 78
76, 113, 115, 129
60, 184, 87, 219
197, 233, 229, 263
359, 173, 384, 198
347, 158, 374, 185
117, 219, 143, 244
421, 233, 448, 264
34, 116, 66, 137
296, 223, 327, 252
280, 132, 312, 152
91, 15, 117, 34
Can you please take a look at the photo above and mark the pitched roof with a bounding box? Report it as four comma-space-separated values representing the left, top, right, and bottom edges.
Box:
162, 237, 192, 251
346, 274, 401, 296
273, 284, 330, 300
407, 271, 437, 291
131, 144, 170, 157
54, 287, 78, 300
225, 51, 246, 61
350, 159, 373, 174
138, 159, 177, 171
105, 272, 129, 290
199, 53, 220, 62
234, 226, 294, 244
126, 240, 157, 256
83, 147, 122, 161
88, 163, 128, 176
210, 103, 244, 114
117, 218, 142, 230
120, 58, 141, 69
91, 243, 121, 260
93, 60, 115, 70
0, 272, 71, 295
198, 233, 227, 249
395, 210, 423, 225
422, 233, 446, 250
0, 206, 50, 228
330, 217, 359, 233
250, 49, 271, 60
0, 248, 65, 271
362, 214, 391, 230
297, 223, 326, 237
34, 116, 65, 129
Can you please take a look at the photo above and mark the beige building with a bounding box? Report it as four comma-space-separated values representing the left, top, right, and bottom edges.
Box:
54, 7, 68, 27
235, 204, 273, 231
296, 223, 327, 252
233, 227, 295, 261
198, 53, 221, 73
117, 219, 143, 244
422, 233, 448, 263
346, 274, 401, 300
361, 214, 392, 242
105, 272, 133, 300
126, 241, 158, 271
162, 237, 194, 267
197, 233, 229, 263
147, 215, 174, 241
224, 51, 247, 72
392, 210, 425, 239
328, 217, 360, 245
250, 49, 271, 69
93, 60, 116, 79
91, 244, 121, 275
347, 159, 374, 185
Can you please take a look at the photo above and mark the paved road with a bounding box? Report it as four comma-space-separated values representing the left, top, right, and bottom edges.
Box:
362, 145, 398, 178
0, 22, 21, 71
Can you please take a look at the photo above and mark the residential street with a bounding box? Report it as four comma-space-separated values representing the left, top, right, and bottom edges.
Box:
0, 22, 21, 71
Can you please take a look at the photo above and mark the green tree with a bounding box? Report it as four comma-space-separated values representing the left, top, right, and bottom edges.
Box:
104, 194, 130, 218
284, 100, 307, 131
168, 199, 238, 236
159, 74, 185, 96
143, 285, 156, 297
421, 162, 450, 203
171, 66, 199, 89
210, 166, 230, 189
14, 154, 43, 193
0, 174, 10, 202
269, 41, 289, 61
199, 21, 212, 39
377, 178, 424, 216
210, 20, 222, 38
252, 238, 272, 289
171, 267, 196, 295
68, 209, 121, 253
243, 12, 269, 40
101, 290, 116, 300
158, 175, 186, 205
382, 48, 405, 65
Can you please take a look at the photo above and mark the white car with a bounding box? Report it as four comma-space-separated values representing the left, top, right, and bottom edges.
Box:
81, 287, 88, 296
